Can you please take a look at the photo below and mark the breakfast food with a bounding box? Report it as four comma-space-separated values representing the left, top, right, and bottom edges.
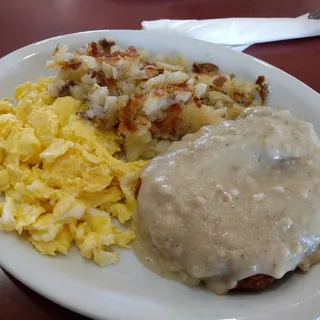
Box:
4, 38, 317, 294
46, 39, 267, 161
0, 79, 146, 266
0, 40, 267, 268
135, 107, 320, 294
2, 39, 264, 267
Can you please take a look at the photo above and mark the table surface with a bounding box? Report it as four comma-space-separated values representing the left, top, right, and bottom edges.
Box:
0, 0, 319, 319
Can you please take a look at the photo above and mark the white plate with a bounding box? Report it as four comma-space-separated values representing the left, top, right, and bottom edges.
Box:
0, 30, 320, 320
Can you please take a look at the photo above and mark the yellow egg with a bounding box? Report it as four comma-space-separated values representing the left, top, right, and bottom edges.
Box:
85, 208, 114, 234
0, 196, 17, 231
0, 99, 16, 115
114, 229, 135, 248
82, 186, 123, 209
15, 203, 46, 233
0, 149, 5, 165
60, 114, 122, 156
0, 78, 146, 266
0, 114, 17, 139
5, 123, 41, 159
40, 139, 74, 163
110, 203, 132, 224
0, 168, 10, 191
29, 224, 75, 255
51, 97, 82, 126
53, 195, 87, 221
26, 108, 59, 147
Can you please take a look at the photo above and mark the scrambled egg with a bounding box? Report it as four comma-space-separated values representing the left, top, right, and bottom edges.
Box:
0, 79, 146, 266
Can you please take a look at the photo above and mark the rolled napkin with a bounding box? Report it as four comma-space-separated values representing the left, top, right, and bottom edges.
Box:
142, 15, 320, 51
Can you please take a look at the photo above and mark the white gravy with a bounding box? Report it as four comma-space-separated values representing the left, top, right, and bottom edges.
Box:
134, 107, 320, 294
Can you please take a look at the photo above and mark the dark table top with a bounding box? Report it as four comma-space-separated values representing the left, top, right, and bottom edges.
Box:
0, 0, 319, 319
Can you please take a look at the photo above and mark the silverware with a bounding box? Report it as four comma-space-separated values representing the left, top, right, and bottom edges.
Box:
308, 9, 320, 20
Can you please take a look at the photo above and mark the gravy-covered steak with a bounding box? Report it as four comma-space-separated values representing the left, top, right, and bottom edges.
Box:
134, 107, 320, 294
